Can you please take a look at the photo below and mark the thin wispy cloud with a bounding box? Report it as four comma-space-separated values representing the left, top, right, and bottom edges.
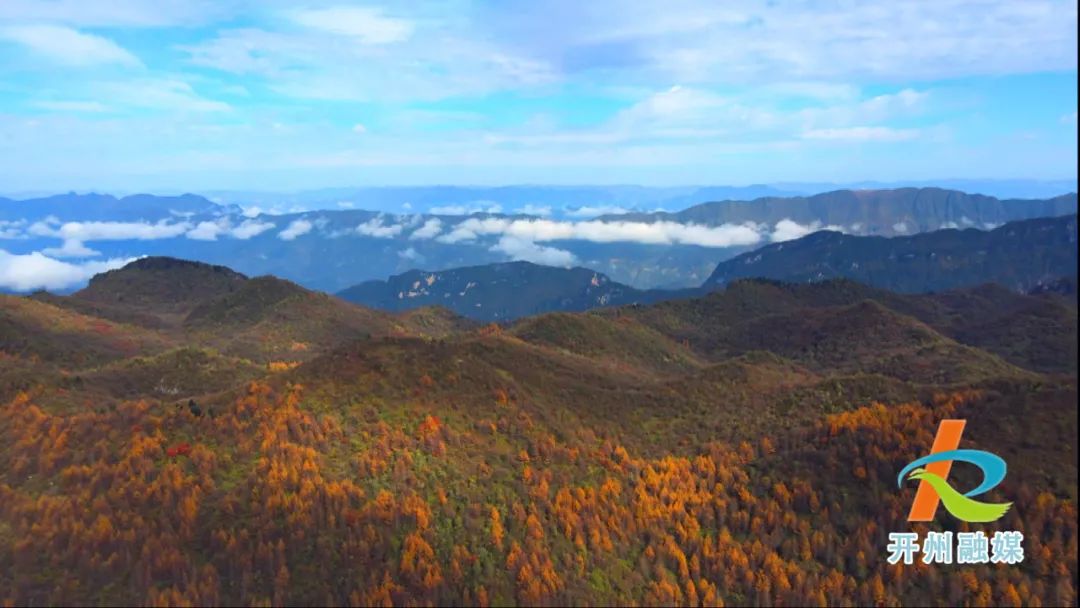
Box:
0, 24, 141, 66
290, 6, 414, 45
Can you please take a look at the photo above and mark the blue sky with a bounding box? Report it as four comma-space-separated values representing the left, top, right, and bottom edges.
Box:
0, 0, 1076, 192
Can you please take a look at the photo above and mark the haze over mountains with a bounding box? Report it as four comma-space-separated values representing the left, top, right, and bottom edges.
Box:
2, 187, 1076, 295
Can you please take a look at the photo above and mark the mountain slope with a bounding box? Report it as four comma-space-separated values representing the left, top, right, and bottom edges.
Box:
508, 312, 705, 378
705, 214, 1078, 292
183, 275, 419, 362
0, 295, 172, 369
602, 278, 1076, 375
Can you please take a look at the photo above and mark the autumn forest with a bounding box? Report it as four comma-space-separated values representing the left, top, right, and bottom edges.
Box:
1, 258, 1077, 606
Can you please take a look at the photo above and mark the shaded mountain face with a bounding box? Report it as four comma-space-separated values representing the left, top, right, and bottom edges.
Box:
337, 261, 700, 321
706, 214, 1078, 293
1, 256, 1075, 606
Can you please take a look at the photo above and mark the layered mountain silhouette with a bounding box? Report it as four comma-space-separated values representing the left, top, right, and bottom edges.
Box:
339, 215, 1078, 322
4, 187, 1076, 293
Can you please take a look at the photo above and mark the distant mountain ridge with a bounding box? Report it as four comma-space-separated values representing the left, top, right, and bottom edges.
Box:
604, 188, 1077, 236
337, 261, 696, 321
705, 214, 1078, 292
0, 192, 230, 222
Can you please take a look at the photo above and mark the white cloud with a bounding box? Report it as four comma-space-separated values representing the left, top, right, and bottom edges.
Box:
490, 235, 577, 267
801, 126, 920, 142
41, 239, 100, 258
769, 219, 844, 242
291, 6, 413, 45
0, 249, 135, 292
0, 24, 140, 66
893, 221, 910, 234
1063, 111, 1078, 126
185, 217, 273, 241
436, 217, 763, 248
771, 219, 821, 242
186, 220, 227, 241
352, 123, 367, 134
278, 219, 313, 240
231, 219, 275, 239
356, 217, 403, 238
409, 218, 443, 240
29, 219, 192, 241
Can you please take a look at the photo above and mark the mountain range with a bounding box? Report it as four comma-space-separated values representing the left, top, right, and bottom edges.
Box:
338, 214, 1078, 321
1, 253, 1075, 605
3, 187, 1076, 293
